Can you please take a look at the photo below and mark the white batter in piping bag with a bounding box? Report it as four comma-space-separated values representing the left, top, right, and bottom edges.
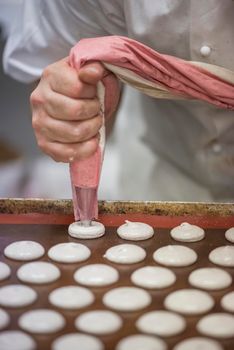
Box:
69, 81, 105, 223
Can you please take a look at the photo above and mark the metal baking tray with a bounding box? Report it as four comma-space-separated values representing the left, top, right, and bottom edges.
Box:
0, 199, 234, 350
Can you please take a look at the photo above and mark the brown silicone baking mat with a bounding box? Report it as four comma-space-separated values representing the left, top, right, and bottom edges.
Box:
0, 199, 234, 350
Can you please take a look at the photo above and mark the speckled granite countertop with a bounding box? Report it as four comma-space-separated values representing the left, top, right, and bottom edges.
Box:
0, 198, 234, 217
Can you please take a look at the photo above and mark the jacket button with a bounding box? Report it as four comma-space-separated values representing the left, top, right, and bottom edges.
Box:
213, 143, 222, 153
200, 45, 211, 57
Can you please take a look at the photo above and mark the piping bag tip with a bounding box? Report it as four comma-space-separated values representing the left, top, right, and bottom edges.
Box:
69, 149, 102, 223
73, 185, 98, 223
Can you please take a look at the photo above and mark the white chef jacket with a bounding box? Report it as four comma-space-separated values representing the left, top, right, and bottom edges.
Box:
3, 0, 234, 201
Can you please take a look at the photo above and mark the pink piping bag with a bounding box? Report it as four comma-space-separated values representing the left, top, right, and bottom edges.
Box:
69, 78, 105, 224
70, 36, 234, 110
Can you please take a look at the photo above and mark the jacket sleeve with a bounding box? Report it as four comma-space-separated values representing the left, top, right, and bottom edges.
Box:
3, 0, 125, 83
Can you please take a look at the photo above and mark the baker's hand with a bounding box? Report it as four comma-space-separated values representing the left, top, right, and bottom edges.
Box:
30, 57, 120, 162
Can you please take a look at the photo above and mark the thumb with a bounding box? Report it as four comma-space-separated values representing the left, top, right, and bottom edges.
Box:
78, 62, 106, 85
79, 62, 121, 119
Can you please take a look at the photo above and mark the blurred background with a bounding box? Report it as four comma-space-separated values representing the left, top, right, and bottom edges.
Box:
0, 0, 71, 198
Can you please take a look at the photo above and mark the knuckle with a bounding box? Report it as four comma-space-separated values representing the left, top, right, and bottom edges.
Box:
37, 138, 47, 152
32, 116, 41, 131
42, 65, 52, 79
30, 90, 36, 103
71, 126, 81, 141
30, 89, 43, 106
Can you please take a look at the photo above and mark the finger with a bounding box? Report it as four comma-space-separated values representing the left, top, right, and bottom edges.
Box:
36, 136, 99, 163
78, 62, 108, 85
42, 58, 96, 98
37, 114, 103, 144
44, 90, 100, 121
